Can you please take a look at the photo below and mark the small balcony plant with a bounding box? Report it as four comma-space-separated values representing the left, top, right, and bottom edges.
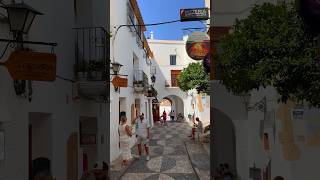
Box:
87, 60, 103, 80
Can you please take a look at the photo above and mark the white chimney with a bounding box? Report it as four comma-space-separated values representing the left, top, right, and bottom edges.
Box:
183, 35, 188, 41
150, 31, 154, 39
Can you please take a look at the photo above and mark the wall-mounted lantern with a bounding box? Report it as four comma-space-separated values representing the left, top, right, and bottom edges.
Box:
1, 2, 43, 35
110, 61, 127, 92
111, 62, 123, 76
243, 95, 267, 113
0, 2, 57, 102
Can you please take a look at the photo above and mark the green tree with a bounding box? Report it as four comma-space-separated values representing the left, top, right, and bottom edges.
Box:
216, 2, 320, 107
177, 62, 209, 93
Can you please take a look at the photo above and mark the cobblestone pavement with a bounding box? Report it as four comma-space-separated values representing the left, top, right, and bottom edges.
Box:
117, 121, 209, 180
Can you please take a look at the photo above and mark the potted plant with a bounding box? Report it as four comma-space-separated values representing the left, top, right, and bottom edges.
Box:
87, 60, 103, 80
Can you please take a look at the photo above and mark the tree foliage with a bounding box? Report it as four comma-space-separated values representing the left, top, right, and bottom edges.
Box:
216, 2, 320, 107
177, 62, 209, 93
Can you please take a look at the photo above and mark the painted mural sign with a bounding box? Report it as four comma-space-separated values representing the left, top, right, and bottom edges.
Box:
292, 109, 320, 146
186, 31, 210, 60
180, 8, 209, 22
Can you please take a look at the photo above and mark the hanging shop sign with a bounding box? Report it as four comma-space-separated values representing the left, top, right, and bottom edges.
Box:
186, 31, 210, 60
112, 76, 128, 87
180, 8, 209, 22
0, 51, 56, 81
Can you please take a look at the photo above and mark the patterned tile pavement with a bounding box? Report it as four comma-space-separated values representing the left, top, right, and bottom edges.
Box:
114, 121, 209, 180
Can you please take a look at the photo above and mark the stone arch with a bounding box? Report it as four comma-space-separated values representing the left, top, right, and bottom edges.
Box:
160, 95, 185, 118
212, 108, 237, 177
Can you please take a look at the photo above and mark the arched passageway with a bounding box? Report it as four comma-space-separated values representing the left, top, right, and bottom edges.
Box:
153, 95, 185, 122
212, 108, 237, 177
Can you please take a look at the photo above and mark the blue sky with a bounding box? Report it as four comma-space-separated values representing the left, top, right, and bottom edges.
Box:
137, 0, 207, 40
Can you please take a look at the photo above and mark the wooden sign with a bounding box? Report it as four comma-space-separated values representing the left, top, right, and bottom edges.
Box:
112, 76, 128, 87
0, 51, 56, 81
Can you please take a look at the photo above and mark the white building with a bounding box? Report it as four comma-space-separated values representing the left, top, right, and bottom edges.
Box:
148, 34, 210, 127
211, 0, 320, 179
0, 0, 109, 179
109, 0, 155, 164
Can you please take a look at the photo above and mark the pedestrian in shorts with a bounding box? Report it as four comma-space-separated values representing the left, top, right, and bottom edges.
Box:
135, 113, 151, 160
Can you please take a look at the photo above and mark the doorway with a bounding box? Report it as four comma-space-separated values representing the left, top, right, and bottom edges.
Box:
152, 101, 160, 122
28, 112, 52, 180
79, 117, 98, 173
67, 132, 78, 180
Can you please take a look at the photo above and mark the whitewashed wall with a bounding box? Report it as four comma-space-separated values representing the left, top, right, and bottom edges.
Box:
110, 0, 152, 163
211, 0, 313, 179
148, 38, 210, 124
0, 0, 109, 179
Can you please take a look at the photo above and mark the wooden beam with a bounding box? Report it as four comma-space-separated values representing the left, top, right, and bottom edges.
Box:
129, 0, 146, 32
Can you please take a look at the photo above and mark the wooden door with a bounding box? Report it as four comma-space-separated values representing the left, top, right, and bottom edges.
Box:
29, 125, 32, 180
67, 132, 78, 180
152, 104, 160, 121
171, 70, 181, 87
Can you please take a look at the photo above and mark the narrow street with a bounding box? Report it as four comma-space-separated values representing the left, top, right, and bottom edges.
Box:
116, 121, 209, 180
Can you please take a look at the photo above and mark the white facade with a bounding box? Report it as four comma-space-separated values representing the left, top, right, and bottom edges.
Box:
211, 0, 320, 179
0, 0, 109, 179
148, 36, 210, 126
110, 0, 154, 164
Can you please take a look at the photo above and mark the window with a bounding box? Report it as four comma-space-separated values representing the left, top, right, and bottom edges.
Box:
171, 70, 181, 87
170, 55, 176, 65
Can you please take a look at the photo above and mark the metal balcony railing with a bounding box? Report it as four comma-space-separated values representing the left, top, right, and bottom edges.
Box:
74, 27, 109, 81
133, 70, 148, 86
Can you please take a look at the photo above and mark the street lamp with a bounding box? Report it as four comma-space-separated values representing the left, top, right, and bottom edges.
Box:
1, 2, 43, 101
110, 61, 123, 92
1, 2, 43, 34
111, 62, 123, 75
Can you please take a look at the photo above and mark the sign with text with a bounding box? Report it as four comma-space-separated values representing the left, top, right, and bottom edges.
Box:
112, 76, 128, 87
1, 51, 56, 81
180, 8, 209, 22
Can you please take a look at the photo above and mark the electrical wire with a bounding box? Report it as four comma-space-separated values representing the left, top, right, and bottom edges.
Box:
56, 75, 75, 83
0, 42, 11, 60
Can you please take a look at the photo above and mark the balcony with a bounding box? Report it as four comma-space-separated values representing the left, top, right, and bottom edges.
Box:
73, 27, 109, 101
133, 70, 148, 93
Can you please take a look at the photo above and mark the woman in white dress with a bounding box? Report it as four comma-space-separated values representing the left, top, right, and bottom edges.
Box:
119, 116, 133, 166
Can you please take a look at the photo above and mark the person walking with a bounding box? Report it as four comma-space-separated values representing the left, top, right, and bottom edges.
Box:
195, 117, 203, 143
135, 113, 151, 160
118, 116, 133, 166
162, 110, 167, 126
169, 110, 175, 121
